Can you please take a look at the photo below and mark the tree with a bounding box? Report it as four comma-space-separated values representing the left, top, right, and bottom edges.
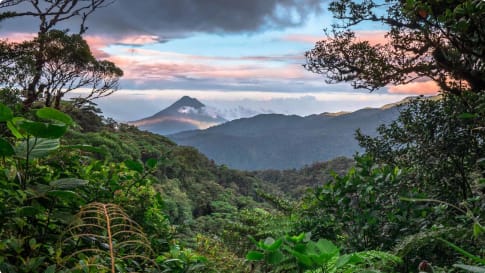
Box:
356, 93, 484, 203
1, 30, 122, 108
305, 0, 485, 94
0, 0, 121, 109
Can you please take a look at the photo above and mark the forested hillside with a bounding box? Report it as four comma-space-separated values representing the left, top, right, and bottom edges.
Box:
0, 0, 484, 273
171, 106, 400, 170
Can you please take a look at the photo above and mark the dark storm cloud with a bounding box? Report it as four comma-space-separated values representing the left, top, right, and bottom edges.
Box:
0, 0, 324, 39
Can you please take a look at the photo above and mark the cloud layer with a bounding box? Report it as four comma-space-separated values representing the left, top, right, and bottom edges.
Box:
1, 0, 324, 39
89, 0, 324, 37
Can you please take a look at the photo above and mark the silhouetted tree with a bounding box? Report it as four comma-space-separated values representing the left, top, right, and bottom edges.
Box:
0, 0, 121, 109
305, 0, 485, 94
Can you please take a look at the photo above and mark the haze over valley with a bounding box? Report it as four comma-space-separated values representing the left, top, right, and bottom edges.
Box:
128, 96, 406, 169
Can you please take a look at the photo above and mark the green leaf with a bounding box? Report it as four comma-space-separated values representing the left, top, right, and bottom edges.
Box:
50, 178, 88, 189
0, 103, 13, 122
473, 222, 484, 238
336, 254, 352, 268
288, 232, 306, 243
47, 190, 81, 201
264, 238, 283, 251
267, 250, 284, 265
458, 113, 478, 119
7, 119, 24, 138
290, 250, 313, 267
439, 238, 485, 265
16, 120, 67, 139
124, 159, 144, 173
246, 251, 264, 261
314, 239, 339, 256
453, 264, 485, 272
0, 138, 15, 156
36, 107, 73, 125
15, 138, 60, 159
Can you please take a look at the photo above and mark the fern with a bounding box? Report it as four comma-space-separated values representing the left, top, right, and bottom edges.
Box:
58, 202, 159, 272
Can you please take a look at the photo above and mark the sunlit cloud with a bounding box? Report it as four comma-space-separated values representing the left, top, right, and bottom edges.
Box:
0, 32, 36, 42
388, 80, 439, 95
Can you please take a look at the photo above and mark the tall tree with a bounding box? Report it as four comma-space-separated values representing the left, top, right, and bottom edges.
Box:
356, 93, 484, 202
0, 0, 121, 109
1, 30, 122, 108
305, 0, 485, 94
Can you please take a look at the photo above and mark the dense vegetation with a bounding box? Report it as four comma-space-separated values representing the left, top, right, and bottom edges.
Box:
0, 0, 484, 272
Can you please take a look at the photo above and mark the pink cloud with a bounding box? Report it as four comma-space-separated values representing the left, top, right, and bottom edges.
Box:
283, 30, 389, 45
0, 32, 36, 43
388, 80, 439, 95
86, 34, 162, 59
1, 32, 162, 59
84, 35, 116, 59
107, 51, 311, 82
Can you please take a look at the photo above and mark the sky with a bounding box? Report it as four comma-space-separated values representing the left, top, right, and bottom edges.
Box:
0, 0, 439, 121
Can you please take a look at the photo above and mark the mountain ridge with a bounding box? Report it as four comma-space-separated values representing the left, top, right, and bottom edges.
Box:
169, 103, 404, 170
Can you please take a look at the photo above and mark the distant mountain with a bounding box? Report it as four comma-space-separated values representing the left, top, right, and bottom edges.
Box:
169, 103, 404, 170
129, 96, 226, 135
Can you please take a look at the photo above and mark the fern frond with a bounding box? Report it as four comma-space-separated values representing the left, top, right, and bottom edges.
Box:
58, 202, 159, 273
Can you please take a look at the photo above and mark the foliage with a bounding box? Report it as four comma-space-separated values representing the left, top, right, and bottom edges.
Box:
253, 157, 354, 199
156, 245, 207, 273
297, 155, 427, 251
356, 93, 484, 203
194, 234, 250, 273
0, 103, 85, 272
0, 0, 121, 109
0, 30, 123, 108
305, 0, 485, 94
246, 233, 401, 273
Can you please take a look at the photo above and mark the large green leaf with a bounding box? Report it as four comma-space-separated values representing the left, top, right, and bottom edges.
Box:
335, 254, 352, 268
314, 239, 339, 256
16, 120, 67, 139
15, 138, 60, 159
50, 178, 88, 189
266, 250, 284, 265
47, 190, 81, 201
0, 138, 15, 156
289, 249, 313, 267
246, 251, 264, 261
36, 107, 73, 125
0, 103, 13, 122
7, 118, 25, 138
